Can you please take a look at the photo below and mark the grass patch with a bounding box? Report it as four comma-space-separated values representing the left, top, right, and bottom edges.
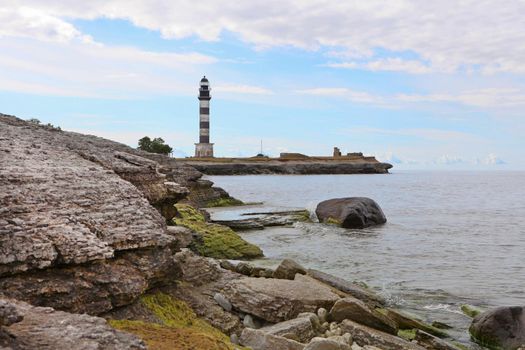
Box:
109, 293, 244, 350
174, 204, 263, 259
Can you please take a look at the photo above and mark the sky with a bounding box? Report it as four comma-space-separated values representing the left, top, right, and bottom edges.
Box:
0, 1, 524, 169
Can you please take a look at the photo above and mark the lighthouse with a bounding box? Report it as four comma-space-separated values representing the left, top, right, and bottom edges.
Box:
194, 76, 214, 158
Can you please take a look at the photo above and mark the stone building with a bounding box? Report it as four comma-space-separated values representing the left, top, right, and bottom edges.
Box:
194, 76, 214, 158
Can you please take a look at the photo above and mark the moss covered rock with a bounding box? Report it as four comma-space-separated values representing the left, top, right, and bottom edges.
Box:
205, 197, 244, 208
110, 293, 245, 350
173, 204, 263, 259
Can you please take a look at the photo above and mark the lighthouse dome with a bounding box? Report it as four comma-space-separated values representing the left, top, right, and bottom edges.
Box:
200, 76, 209, 83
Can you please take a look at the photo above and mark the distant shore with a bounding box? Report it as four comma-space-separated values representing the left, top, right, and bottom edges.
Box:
180, 153, 393, 175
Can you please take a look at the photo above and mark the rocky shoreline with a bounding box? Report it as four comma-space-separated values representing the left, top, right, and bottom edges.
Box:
183, 159, 393, 175
0, 113, 522, 350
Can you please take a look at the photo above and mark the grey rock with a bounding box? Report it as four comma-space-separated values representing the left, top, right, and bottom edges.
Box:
240, 327, 305, 350
307, 269, 385, 307
260, 314, 317, 343
0, 300, 23, 326
244, 314, 258, 329
222, 276, 340, 323
318, 308, 328, 324
214, 293, 232, 312
413, 330, 462, 350
2, 298, 145, 350
305, 337, 351, 350
230, 333, 239, 344
330, 297, 397, 335
274, 259, 307, 280
382, 308, 448, 338
341, 319, 425, 350
316, 197, 386, 229
469, 306, 525, 350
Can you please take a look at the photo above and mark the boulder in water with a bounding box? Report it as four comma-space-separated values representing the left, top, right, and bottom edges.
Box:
315, 198, 386, 229
469, 306, 525, 350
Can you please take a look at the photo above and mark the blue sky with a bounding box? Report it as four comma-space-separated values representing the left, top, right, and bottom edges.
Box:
1, 1, 524, 169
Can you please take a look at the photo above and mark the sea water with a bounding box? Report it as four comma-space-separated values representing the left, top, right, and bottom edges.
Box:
208, 171, 525, 343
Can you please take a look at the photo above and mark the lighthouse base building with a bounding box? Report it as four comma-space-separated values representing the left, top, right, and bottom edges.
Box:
194, 76, 214, 158
195, 143, 214, 158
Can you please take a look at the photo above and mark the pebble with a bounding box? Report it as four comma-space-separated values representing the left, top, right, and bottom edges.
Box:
243, 314, 257, 329
230, 333, 239, 344
317, 308, 328, 323
213, 293, 232, 312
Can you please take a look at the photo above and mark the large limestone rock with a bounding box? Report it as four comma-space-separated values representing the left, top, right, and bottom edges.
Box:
307, 269, 385, 307
315, 198, 386, 229
1, 298, 145, 350
329, 297, 397, 335
0, 114, 176, 277
259, 314, 317, 343
469, 306, 525, 350
240, 327, 305, 350
0, 247, 180, 315
221, 276, 340, 323
340, 319, 425, 350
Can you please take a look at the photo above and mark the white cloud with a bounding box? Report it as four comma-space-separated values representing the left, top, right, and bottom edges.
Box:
477, 153, 506, 165
297, 87, 525, 109
2, 1, 524, 74
397, 88, 525, 108
326, 58, 434, 74
343, 127, 480, 142
0, 34, 218, 98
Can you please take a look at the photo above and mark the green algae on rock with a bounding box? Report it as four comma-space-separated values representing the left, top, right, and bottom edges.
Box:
173, 204, 263, 259
205, 197, 245, 207
109, 293, 244, 350
461, 304, 483, 318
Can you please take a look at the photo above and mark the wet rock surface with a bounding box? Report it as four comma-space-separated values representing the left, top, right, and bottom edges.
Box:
316, 197, 387, 229
469, 306, 525, 350
329, 297, 397, 335
307, 269, 385, 307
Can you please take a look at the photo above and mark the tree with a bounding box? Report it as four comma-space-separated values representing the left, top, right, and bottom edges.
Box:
138, 136, 173, 155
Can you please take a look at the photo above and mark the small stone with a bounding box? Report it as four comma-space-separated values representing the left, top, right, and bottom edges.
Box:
230, 333, 239, 344
214, 293, 232, 312
318, 308, 328, 323
351, 344, 363, 350
243, 314, 257, 329
236, 262, 253, 276
342, 333, 352, 345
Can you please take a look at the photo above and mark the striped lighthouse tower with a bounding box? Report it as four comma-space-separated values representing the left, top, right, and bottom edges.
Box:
194, 76, 214, 158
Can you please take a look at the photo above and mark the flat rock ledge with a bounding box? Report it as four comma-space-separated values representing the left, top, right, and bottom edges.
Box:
221, 275, 340, 323
0, 298, 145, 350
